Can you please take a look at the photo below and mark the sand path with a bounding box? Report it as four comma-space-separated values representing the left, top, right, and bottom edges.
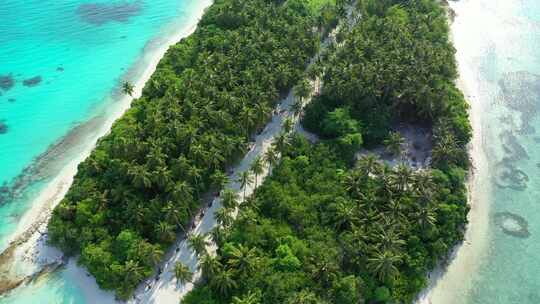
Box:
129, 10, 356, 303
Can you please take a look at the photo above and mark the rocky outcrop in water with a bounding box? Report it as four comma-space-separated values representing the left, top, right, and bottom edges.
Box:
494, 160, 529, 191
499, 71, 540, 134
0, 121, 7, 135
494, 211, 530, 238
0, 75, 15, 91
500, 131, 528, 161
492, 71, 540, 192
22, 76, 42, 87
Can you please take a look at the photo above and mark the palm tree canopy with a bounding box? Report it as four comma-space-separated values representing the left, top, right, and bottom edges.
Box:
174, 262, 193, 285
210, 269, 238, 296
188, 233, 209, 257
122, 81, 134, 96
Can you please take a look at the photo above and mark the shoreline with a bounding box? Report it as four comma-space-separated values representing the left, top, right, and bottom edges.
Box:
416, 1, 492, 303
5, 2, 213, 247
0, 0, 213, 301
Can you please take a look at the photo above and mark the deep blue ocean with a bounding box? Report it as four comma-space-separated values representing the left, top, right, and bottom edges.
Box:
0, 0, 201, 302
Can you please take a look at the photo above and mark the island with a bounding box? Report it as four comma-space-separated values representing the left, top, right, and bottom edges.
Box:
47, 0, 471, 302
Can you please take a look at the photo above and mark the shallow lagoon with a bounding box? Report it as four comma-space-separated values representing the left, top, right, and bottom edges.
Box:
429, 0, 540, 303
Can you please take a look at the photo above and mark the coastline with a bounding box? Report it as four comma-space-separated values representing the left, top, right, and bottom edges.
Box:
0, 0, 213, 301
417, 1, 492, 303
0, 1, 489, 302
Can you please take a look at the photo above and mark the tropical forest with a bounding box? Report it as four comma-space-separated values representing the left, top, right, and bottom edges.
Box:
46, 0, 471, 303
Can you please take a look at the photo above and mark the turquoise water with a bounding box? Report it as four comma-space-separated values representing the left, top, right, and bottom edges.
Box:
0, 270, 86, 304
0, 0, 201, 302
450, 0, 540, 303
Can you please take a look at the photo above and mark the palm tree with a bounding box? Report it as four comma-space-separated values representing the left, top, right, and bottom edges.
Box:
208, 149, 226, 171
237, 171, 254, 200
383, 131, 404, 156
384, 199, 408, 227
227, 244, 258, 275
173, 181, 194, 202
128, 204, 146, 226
291, 100, 304, 117
286, 290, 319, 304
432, 132, 459, 167
375, 226, 406, 253
273, 132, 291, 154
210, 226, 229, 247
264, 147, 279, 169
390, 164, 413, 192
240, 106, 257, 140
189, 143, 208, 165
254, 102, 271, 125
232, 291, 261, 304
210, 269, 238, 296
128, 165, 152, 189
146, 146, 166, 169
187, 166, 203, 193
307, 61, 323, 80
153, 165, 172, 191
293, 78, 312, 103
215, 207, 234, 228
188, 233, 209, 257
282, 118, 294, 134
349, 225, 370, 255
356, 154, 382, 176
210, 171, 229, 190
411, 170, 435, 196
221, 188, 239, 210
367, 249, 402, 282
276, 64, 293, 91
155, 221, 176, 243
173, 262, 193, 285
163, 201, 186, 232
123, 260, 144, 285
330, 198, 357, 231
199, 252, 222, 279
343, 171, 363, 198
145, 244, 164, 267
416, 206, 437, 230
250, 156, 264, 188
122, 81, 134, 96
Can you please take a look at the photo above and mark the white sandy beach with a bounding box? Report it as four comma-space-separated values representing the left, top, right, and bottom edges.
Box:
416, 1, 494, 303
0, 0, 213, 302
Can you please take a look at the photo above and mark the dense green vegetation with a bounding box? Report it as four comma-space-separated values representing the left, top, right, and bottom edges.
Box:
304, 0, 471, 158
184, 0, 472, 303
47, 0, 339, 299
184, 136, 468, 303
